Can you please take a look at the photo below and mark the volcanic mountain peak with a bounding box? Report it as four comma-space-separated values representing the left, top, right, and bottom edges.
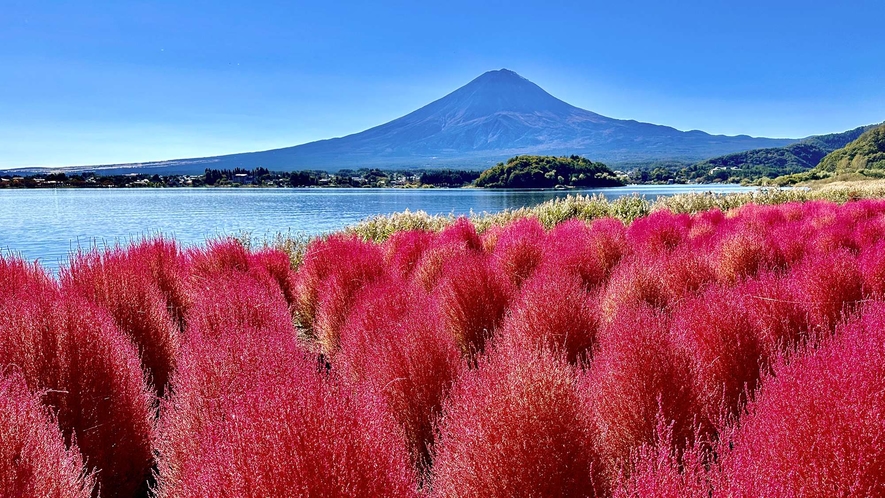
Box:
39, 69, 800, 174
408, 68, 594, 122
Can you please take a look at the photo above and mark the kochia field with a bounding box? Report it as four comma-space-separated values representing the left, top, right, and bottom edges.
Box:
2, 199, 885, 497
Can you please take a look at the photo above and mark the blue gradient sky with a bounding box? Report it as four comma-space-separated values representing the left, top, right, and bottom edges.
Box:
2, 0, 884, 168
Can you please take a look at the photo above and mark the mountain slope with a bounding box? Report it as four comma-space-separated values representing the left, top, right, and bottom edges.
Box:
686, 125, 878, 181
815, 124, 885, 173
43, 69, 798, 174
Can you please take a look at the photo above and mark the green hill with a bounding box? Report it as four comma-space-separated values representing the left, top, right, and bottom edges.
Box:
816, 124, 885, 173
475, 155, 623, 188
684, 125, 877, 183
771, 123, 885, 184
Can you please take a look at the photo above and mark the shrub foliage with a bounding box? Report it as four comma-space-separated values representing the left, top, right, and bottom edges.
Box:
4, 199, 885, 495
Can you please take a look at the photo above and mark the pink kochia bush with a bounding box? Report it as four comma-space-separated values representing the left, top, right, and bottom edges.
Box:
670, 286, 762, 424
610, 418, 713, 498
61, 242, 181, 394
437, 251, 514, 358
500, 265, 599, 364
491, 217, 546, 287
292, 234, 386, 349
585, 303, 697, 483
337, 278, 462, 470
156, 268, 416, 497
0, 257, 155, 497
0, 370, 95, 498
717, 302, 885, 497
544, 218, 626, 290
432, 336, 602, 497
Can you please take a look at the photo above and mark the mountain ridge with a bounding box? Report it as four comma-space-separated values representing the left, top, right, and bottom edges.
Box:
11, 69, 800, 174
684, 124, 879, 182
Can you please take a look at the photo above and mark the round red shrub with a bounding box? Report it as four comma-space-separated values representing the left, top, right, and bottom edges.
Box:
432, 338, 602, 497
712, 230, 775, 284
543, 218, 622, 290
0, 370, 95, 498
790, 248, 863, 332
499, 265, 599, 364
157, 271, 415, 497
626, 211, 691, 256
436, 252, 514, 358
156, 269, 310, 493
436, 217, 482, 252
601, 256, 670, 320
384, 229, 435, 278
491, 217, 546, 287
292, 234, 386, 330
611, 418, 713, 498
250, 247, 299, 311
735, 272, 808, 360
61, 246, 180, 394
585, 303, 697, 483
718, 302, 885, 497
337, 278, 462, 471
0, 258, 155, 497
670, 286, 762, 424
129, 237, 192, 333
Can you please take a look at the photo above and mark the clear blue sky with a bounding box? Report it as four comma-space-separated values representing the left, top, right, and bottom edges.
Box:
2, 0, 884, 168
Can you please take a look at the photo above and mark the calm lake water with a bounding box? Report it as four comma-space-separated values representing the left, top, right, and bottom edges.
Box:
0, 185, 755, 271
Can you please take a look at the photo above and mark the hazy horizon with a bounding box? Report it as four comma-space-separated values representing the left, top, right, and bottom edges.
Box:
2, 0, 884, 168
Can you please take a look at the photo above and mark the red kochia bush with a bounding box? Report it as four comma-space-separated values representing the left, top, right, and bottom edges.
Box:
432, 337, 602, 497
499, 265, 598, 364
0, 370, 95, 498
436, 252, 514, 358
712, 230, 775, 284
157, 270, 415, 497
436, 217, 483, 252
161, 366, 417, 498
601, 256, 670, 319
189, 238, 297, 311
735, 272, 808, 360
670, 286, 762, 424
292, 234, 386, 333
337, 278, 462, 470
859, 239, 885, 296
657, 246, 714, 301
791, 248, 863, 332
128, 238, 191, 332
0, 257, 155, 497
543, 219, 603, 288
626, 210, 691, 256
250, 247, 299, 310
718, 302, 885, 497
384, 229, 436, 278
491, 217, 546, 287
611, 418, 713, 498
413, 219, 485, 291
0, 256, 54, 301
62, 245, 180, 394
544, 218, 628, 290
585, 303, 697, 483
157, 268, 304, 492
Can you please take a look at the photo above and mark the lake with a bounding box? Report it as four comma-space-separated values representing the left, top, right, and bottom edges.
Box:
1, 185, 755, 271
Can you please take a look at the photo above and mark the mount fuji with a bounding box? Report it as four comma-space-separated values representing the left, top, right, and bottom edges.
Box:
69, 69, 798, 173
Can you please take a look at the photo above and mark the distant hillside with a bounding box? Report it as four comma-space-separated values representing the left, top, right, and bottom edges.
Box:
816, 124, 885, 173
475, 155, 622, 188
772, 123, 885, 184
684, 125, 877, 182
